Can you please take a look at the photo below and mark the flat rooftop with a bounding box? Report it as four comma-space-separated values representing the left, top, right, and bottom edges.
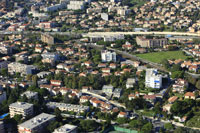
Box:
53, 124, 77, 133
9, 102, 33, 109
18, 113, 55, 130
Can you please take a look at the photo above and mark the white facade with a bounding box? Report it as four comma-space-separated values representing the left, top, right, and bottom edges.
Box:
145, 69, 162, 89
101, 13, 109, 21
8, 62, 37, 75
101, 50, 116, 62
21, 91, 38, 100
18, 113, 55, 133
9, 102, 34, 118
67, 1, 85, 10
46, 102, 89, 113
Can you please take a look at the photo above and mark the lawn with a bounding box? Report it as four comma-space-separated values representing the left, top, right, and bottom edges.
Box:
136, 51, 188, 64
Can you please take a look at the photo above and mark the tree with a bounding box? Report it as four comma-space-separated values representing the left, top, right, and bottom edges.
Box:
196, 80, 200, 90
129, 120, 139, 129
141, 122, 153, 133
116, 117, 128, 124
171, 71, 184, 79
46, 121, 62, 133
174, 127, 184, 133
80, 120, 99, 132
164, 123, 174, 130
13, 114, 23, 124
54, 108, 62, 122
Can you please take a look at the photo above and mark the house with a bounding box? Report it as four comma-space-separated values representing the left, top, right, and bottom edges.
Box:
128, 92, 140, 100
172, 79, 188, 93
102, 68, 111, 73
143, 95, 156, 104
118, 112, 127, 118
50, 80, 62, 86
112, 88, 122, 98
80, 96, 91, 103
163, 104, 172, 113
184, 92, 195, 100
102, 85, 114, 95
126, 78, 136, 89
168, 96, 178, 104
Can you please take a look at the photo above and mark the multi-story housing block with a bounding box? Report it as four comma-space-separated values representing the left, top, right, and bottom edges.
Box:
9, 102, 34, 118
18, 113, 55, 133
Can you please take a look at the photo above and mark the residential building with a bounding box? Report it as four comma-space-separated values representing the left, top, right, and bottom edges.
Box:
67, 1, 85, 10
126, 78, 136, 89
41, 52, 59, 65
0, 44, 13, 54
101, 50, 116, 62
136, 36, 168, 48
102, 85, 114, 95
184, 92, 195, 100
145, 69, 162, 89
118, 112, 127, 118
18, 113, 55, 133
21, 91, 38, 100
112, 88, 122, 98
101, 13, 109, 21
172, 78, 188, 93
103, 34, 124, 42
46, 102, 89, 113
8, 62, 37, 75
9, 102, 34, 118
41, 33, 54, 44
53, 124, 78, 133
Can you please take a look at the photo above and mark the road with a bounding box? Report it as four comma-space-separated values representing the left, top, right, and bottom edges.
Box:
86, 43, 169, 73
1, 30, 200, 37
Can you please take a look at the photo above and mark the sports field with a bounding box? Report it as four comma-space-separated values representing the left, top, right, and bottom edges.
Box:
136, 51, 188, 63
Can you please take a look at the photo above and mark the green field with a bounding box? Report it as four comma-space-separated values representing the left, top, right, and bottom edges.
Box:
136, 51, 188, 63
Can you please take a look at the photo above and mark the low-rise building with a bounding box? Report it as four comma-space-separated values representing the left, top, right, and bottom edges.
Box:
8, 62, 37, 75
41, 33, 54, 44
9, 102, 34, 118
126, 78, 136, 89
136, 36, 167, 48
102, 85, 114, 95
18, 113, 55, 133
21, 91, 38, 100
46, 102, 89, 113
53, 124, 78, 133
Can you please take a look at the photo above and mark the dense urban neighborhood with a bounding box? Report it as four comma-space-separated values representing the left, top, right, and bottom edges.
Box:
0, 0, 200, 133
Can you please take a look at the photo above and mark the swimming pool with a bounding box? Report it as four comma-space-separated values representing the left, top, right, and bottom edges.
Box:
0, 113, 9, 119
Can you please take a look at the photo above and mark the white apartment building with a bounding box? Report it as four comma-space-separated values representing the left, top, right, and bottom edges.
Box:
21, 91, 38, 100
67, 1, 85, 10
8, 62, 37, 75
101, 13, 109, 21
18, 113, 55, 133
145, 69, 162, 89
46, 102, 89, 113
9, 102, 34, 118
0, 91, 6, 103
101, 50, 116, 62
53, 124, 78, 133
